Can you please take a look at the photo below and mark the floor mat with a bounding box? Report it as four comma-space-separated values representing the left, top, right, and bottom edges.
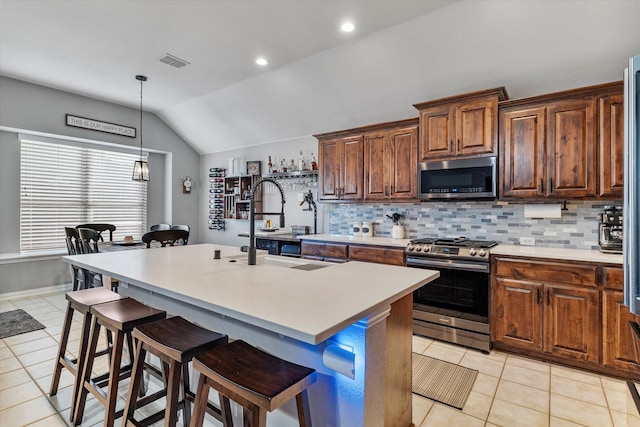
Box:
412, 352, 478, 409
0, 309, 46, 339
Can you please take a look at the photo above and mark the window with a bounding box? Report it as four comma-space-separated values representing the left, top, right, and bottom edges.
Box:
20, 138, 147, 252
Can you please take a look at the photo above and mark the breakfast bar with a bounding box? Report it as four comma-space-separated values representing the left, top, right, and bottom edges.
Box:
63, 243, 439, 426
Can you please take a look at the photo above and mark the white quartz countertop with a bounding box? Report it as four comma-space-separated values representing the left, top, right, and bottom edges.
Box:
491, 244, 623, 264
298, 234, 623, 265
299, 234, 411, 248
63, 244, 438, 344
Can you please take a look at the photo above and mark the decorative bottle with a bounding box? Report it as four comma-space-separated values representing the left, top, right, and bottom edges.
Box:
310, 153, 318, 171
289, 159, 298, 172
267, 156, 273, 173
298, 150, 307, 171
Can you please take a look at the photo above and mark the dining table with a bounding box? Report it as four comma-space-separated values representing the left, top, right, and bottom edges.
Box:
62, 243, 439, 427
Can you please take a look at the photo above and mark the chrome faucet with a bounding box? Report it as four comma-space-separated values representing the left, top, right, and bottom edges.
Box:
248, 177, 286, 265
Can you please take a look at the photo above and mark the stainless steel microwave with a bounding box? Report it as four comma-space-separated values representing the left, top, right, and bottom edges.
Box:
418, 157, 497, 200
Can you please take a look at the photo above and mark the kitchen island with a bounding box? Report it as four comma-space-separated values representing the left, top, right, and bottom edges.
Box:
63, 243, 438, 427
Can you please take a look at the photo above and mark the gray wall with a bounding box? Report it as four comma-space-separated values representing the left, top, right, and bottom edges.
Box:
0, 76, 200, 293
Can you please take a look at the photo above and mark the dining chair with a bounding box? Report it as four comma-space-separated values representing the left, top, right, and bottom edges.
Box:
141, 229, 189, 248
169, 224, 190, 232
64, 227, 83, 291
149, 223, 171, 231
77, 228, 119, 291
75, 223, 116, 242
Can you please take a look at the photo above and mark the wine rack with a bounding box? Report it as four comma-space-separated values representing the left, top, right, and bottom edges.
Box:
208, 168, 225, 230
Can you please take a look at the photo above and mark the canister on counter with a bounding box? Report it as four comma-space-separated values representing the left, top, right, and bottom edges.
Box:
362, 222, 373, 237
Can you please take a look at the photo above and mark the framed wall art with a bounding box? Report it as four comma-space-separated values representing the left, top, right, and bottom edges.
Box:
246, 160, 261, 176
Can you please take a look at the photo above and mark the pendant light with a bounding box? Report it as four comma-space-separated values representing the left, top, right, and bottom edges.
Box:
132, 74, 149, 181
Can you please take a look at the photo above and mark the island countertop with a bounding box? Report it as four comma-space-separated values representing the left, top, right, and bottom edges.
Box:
63, 243, 438, 345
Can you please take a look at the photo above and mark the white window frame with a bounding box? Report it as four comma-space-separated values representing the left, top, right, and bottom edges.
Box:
19, 135, 148, 252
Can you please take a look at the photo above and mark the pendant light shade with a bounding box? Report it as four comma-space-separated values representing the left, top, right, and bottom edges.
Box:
132, 74, 149, 181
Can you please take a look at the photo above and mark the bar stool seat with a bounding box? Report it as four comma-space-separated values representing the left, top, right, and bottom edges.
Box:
73, 298, 166, 427
122, 316, 229, 427
190, 340, 317, 427
49, 288, 126, 420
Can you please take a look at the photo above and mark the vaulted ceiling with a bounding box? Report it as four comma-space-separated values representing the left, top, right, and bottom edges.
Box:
1, 1, 639, 154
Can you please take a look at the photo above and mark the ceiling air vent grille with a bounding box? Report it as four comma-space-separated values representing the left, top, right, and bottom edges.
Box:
159, 54, 190, 69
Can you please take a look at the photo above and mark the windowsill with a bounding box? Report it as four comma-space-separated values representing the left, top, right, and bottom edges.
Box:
0, 249, 67, 264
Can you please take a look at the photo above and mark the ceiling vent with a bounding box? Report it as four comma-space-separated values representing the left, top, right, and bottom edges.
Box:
159, 53, 190, 69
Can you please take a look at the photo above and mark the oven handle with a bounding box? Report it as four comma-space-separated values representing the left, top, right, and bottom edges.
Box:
406, 256, 490, 273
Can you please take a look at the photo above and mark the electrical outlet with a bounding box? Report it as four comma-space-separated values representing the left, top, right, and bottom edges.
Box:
519, 237, 536, 246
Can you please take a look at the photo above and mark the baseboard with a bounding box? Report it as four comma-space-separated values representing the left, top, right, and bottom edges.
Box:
0, 283, 72, 301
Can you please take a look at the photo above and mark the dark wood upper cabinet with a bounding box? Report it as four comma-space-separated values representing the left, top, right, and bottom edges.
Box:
318, 135, 363, 201
598, 93, 625, 198
316, 118, 418, 202
499, 81, 623, 200
546, 99, 597, 198
364, 125, 417, 200
414, 87, 507, 161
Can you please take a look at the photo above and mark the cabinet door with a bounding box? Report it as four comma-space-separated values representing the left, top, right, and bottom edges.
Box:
364, 131, 390, 200
319, 139, 341, 200
493, 278, 543, 351
340, 135, 364, 200
301, 241, 348, 261
500, 107, 546, 198
418, 106, 453, 159
389, 126, 417, 199
349, 245, 405, 266
544, 284, 600, 362
456, 98, 497, 157
598, 93, 624, 198
546, 99, 597, 198
602, 290, 640, 374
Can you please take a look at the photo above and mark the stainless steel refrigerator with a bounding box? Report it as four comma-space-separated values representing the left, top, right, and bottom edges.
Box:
624, 53, 640, 316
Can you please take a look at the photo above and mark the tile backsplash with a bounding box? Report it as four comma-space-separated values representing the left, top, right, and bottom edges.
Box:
329, 201, 621, 250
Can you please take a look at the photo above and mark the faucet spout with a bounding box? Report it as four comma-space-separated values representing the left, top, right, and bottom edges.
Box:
248, 177, 286, 265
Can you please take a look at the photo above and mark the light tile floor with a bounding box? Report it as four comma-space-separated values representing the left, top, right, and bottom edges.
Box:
0, 289, 639, 426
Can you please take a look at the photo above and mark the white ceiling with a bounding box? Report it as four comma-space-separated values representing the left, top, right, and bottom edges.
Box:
1, 1, 639, 155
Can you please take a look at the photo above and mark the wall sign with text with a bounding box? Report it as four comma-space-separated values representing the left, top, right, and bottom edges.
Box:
66, 114, 136, 138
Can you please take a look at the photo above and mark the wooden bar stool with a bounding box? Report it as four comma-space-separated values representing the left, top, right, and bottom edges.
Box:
49, 287, 126, 420
73, 298, 166, 427
189, 340, 317, 427
122, 316, 229, 427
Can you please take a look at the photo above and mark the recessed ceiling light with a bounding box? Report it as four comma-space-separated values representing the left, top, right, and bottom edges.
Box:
255, 57, 268, 66
341, 22, 355, 33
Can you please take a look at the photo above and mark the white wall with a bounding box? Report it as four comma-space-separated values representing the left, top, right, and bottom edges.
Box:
198, 136, 330, 247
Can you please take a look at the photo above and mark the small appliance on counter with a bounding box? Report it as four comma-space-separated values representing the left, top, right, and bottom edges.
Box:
598, 206, 623, 254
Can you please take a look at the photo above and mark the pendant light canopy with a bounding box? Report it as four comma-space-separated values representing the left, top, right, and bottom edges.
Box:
132, 74, 149, 181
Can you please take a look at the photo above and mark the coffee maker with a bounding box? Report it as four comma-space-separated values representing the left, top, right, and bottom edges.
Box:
598, 206, 623, 254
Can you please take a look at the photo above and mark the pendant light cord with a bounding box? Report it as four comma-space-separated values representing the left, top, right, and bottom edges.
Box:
139, 78, 143, 160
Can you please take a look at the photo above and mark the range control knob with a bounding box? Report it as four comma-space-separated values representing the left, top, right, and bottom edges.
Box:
469, 248, 476, 256
478, 249, 486, 257
414, 244, 423, 252
423, 245, 430, 253
407, 243, 415, 252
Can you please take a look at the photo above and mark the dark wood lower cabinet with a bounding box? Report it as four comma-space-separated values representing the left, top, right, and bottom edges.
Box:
603, 290, 640, 376
301, 240, 405, 266
492, 257, 638, 380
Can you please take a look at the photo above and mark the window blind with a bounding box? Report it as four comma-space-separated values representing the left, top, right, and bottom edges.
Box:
20, 138, 147, 252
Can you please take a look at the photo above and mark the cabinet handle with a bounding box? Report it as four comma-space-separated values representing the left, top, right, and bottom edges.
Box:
457, 139, 460, 151
540, 178, 543, 193
546, 289, 550, 306
389, 184, 393, 198
449, 139, 453, 151
549, 179, 553, 193
384, 185, 387, 197
536, 288, 542, 304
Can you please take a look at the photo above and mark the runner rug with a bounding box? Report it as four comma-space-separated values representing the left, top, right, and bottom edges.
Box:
412, 352, 478, 409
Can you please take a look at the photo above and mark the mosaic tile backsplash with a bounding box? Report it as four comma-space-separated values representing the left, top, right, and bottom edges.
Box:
329, 201, 622, 250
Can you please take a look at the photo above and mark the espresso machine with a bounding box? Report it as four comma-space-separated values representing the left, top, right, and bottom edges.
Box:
598, 206, 623, 254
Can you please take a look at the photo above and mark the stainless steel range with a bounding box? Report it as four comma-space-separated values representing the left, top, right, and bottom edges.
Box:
406, 236, 498, 353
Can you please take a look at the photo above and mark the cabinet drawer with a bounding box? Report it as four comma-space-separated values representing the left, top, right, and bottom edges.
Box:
495, 258, 597, 287
301, 241, 348, 259
349, 245, 405, 266
602, 266, 624, 290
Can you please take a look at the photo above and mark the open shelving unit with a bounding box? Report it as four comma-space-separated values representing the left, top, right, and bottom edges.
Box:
223, 175, 262, 220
